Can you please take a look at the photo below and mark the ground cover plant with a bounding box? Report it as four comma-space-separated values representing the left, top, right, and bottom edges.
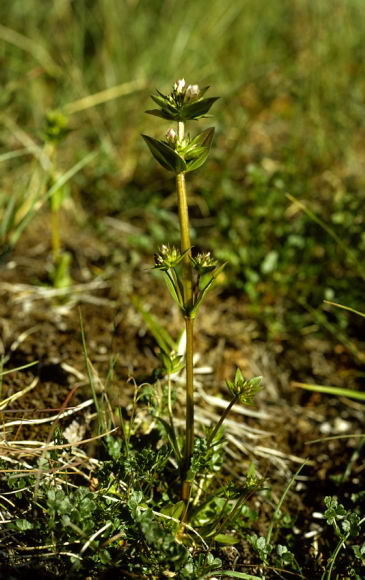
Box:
1, 1, 365, 579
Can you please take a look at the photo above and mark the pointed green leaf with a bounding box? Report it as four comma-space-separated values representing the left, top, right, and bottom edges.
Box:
142, 135, 186, 172
132, 297, 178, 353
185, 151, 210, 173
185, 127, 215, 172
294, 382, 365, 401
145, 109, 176, 120
217, 572, 264, 580
1, 195, 17, 238
189, 262, 226, 316
161, 501, 185, 519
150, 94, 169, 108
156, 89, 168, 99
214, 534, 239, 545
156, 416, 181, 460
181, 97, 219, 120
190, 127, 215, 148
197, 86, 210, 98
162, 270, 184, 309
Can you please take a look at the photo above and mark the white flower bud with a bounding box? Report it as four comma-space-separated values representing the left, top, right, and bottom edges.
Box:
186, 84, 200, 100
174, 78, 186, 93
165, 128, 177, 144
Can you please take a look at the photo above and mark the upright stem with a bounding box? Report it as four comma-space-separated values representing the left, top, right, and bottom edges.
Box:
51, 204, 61, 264
176, 172, 193, 307
206, 395, 238, 448
182, 316, 194, 484
175, 121, 195, 506
48, 144, 61, 266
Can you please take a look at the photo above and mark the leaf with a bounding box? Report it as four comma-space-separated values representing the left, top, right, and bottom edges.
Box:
156, 88, 168, 99
189, 262, 227, 317
213, 534, 239, 545
15, 518, 33, 531
293, 381, 365, 401
1, 194, 16, 239
150, 93, 169, 108
190, 126, 215, 148
131, 297, 178, 354
181, 97, 219, 120
142, 134, 186, 172
185, 127, 215, 173
145, 109, 176, 120
160, 501, 185, 520
155, 416, 181, 460
324, 300, 365, 319
217, 571, 264, 580
162, 270, 184, 309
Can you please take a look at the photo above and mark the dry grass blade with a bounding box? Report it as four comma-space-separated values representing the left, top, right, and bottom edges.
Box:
1, 398, 93, 429
64, 79, 146, 114
0, 427, 118, 460
0, 377, 38, 411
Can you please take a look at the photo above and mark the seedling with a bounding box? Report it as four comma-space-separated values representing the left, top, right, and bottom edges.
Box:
42, 109, 72, 289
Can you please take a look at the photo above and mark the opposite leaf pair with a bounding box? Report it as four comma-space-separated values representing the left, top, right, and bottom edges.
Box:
142, 80, 218, 175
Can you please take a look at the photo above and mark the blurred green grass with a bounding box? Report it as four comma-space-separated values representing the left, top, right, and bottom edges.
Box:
1, 0, 365, 348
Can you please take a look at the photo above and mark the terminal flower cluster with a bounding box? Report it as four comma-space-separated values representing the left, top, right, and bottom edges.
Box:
226, 369, 263, 406
190, 251, 218, 274
153, 245, 186, 270
145, 78, 219, 122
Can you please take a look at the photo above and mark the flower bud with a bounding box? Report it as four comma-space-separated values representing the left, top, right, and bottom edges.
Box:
226, 370, 262, 406
165, 128, 177, 145
191, 251, 217, 274
174, 78, 186, 93
185, 84, 200, 101
154, 245, 182, 269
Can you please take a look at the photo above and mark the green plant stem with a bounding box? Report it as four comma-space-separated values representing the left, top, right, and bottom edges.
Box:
47, 144, 61, 266
175, 121, 195, 507
167, 372, 181, 461
182, 315, 194, 472
206, 395, 239, 447
175, 121, 192, 304
322, 534, 348, 580
176, 172, 193, 305
51, 204, 61, 264
266, 460, 308, 547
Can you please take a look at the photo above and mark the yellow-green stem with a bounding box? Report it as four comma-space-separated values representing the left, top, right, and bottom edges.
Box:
47, 143, 61, 267
175, 121, 195, 509
51, 206, 61, 265
206, 395, 238, 447
183, 315, 194, 474
176, 172, 193, 307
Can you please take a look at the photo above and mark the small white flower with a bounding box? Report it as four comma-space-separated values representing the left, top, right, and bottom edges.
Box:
186, 84, 200, 99
174, 78, 186, 93
165, 128, 177, 144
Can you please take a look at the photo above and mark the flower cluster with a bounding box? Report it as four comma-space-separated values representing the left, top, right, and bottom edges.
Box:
172, 79, 201, 105
190, 252, 218, 274
145, 78, 218, 122
226, 369, 262, 406
142, 79, 218, 174
153, 245, 185, 270
42, 110, 70, 144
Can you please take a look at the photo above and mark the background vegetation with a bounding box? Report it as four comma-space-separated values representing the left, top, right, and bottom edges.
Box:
2, 0, 365, 348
